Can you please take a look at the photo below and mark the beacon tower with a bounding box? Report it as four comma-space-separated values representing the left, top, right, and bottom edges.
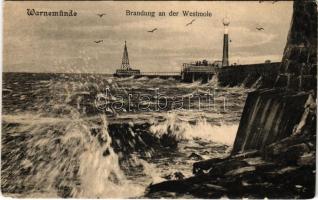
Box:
222, 17, 230, 67
121, 41, 131, 70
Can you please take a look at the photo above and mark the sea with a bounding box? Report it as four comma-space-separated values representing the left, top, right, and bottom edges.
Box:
1, 72, 252, 198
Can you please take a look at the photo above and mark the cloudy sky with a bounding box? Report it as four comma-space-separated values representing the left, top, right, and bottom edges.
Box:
4, 1, 293, 74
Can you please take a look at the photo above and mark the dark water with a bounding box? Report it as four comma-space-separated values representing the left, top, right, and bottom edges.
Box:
2, 72, 250, 198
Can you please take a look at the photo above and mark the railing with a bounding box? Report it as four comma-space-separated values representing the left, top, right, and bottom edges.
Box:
181, 65, 218, 73
140, 72, 180, 76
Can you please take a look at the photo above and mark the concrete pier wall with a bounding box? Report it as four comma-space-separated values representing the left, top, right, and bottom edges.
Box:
181, 72, 213, 83
181, 62, 280, 87
217, 62, 280, 88
232, 89, 310, 154
232, 0, 316, 154
146, 0, 317, 198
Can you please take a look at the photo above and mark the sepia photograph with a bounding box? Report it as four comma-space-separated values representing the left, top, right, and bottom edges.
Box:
2, 0, 317, 198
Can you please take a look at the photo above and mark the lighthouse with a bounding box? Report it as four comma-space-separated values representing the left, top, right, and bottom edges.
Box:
222, 17, 230, 67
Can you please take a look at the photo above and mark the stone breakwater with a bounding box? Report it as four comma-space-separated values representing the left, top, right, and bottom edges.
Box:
145, 0, 317, 198
217, 62, 280, 88
181, 62, 280, 87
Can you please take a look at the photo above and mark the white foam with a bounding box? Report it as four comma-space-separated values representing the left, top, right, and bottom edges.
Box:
2, 112, 145, 198
150, 112, 238, 146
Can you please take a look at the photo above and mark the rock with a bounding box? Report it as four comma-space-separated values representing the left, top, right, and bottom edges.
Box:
163, 171, 185, 180
162, 174, 173, 180
210, 159, 250, 177
243, 157, 265, 166
225, 166, 256, 176
147, 179, 189, 194
188, 153, 203, 160
103, 148, 110, 157
264, 141, 311, 165
274, 166, 299, 175
193, 156, 229, 175
189, 183, 227, 198
146, 191, 178, 198
202, 150, 210, 155
174, 172, 185, 180
255, 162, 278, 172
231, 150, 260, 159
160, 133, 178, 148
297, 152, 315, 166
281, 143, 311, 164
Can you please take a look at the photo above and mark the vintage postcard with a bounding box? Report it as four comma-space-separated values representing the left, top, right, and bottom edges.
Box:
2, 0, 317, 198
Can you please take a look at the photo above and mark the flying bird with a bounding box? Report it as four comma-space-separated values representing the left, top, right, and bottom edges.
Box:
186, 19, 196, 26
94, 40, 103, 43
148, 28, 158, 33
256, 27, 265, 31
97, 13, 106, 18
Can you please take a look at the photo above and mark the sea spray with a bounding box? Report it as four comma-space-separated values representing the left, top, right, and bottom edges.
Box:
2, 113, 145, 198
1, 78, 145, 198
203, 74, 219, 87
2, 73, 248, 198
150, 112, 238, 146
181, 119, 238, 146
75, 115, 144, 198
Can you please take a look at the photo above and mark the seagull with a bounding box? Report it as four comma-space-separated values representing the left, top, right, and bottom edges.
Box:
256, 27, 264, 31
186, 19, 196, 26
97, 13, 106, 18
94, 40, 103, 43
147, 28, 158, 33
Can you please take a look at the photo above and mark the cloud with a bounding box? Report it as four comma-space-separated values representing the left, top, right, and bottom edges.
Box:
4, 1, 293, 73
